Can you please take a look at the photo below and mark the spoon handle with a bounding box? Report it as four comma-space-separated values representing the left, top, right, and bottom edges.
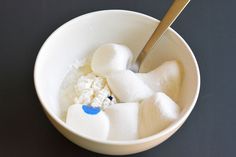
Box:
136, 0, 190, 64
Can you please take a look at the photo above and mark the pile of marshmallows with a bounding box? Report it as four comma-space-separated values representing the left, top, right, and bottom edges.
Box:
66, 43, 183, 141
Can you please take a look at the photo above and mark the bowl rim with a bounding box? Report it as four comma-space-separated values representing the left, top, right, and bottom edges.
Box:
34, 9, 201, 145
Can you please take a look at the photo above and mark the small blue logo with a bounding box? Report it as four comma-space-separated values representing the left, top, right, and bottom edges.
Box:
82, 105, 101, 115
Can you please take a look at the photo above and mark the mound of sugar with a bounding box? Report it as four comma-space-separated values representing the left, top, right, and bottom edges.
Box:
105, 103, 139, 141
66, 104, 109, 140
137, 60, 182, 101
91, 43, 133, 77
138, 92, 180, 138
106, 70, 154, 102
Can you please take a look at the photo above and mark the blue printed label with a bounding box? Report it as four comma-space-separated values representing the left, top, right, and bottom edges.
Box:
82, 105, 101, 115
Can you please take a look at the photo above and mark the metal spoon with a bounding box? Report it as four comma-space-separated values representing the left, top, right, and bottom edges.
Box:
130, 0, 190, 72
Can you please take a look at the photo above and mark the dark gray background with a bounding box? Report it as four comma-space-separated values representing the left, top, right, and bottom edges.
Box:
0, 0, 235, 156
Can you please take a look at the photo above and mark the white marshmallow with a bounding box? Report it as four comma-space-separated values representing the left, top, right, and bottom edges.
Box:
91, 43, 133, 76
105, 103, 139, 141
107, 70, 154, 102
66, 104, 109, 140
138, 92, 180, 138
137, 60, 182, 101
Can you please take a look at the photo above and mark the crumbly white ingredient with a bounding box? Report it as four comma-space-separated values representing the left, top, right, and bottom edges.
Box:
74, 72, 117, 109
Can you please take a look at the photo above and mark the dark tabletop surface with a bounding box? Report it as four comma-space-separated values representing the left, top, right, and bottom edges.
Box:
1, 0, 235, 156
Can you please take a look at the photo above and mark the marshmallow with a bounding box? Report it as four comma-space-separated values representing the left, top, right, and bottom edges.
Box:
66, 104, 109, 140
91, 43, 133, 76
137, 60, 182, 101
138, 92, 180, 138
107, 70, 154, 102
105, 103, 139, 141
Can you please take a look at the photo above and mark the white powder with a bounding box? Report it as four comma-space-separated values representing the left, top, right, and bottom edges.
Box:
59, 58, 117, 121
74, 72, 117, 109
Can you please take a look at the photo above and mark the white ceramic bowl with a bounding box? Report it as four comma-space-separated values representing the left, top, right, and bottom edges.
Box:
34, 10, 200, 155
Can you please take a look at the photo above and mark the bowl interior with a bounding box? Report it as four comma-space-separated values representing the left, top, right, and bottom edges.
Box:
34, 10, 199, 141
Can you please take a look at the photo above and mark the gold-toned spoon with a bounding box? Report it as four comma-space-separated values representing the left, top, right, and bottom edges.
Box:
130, 0, 190, 72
